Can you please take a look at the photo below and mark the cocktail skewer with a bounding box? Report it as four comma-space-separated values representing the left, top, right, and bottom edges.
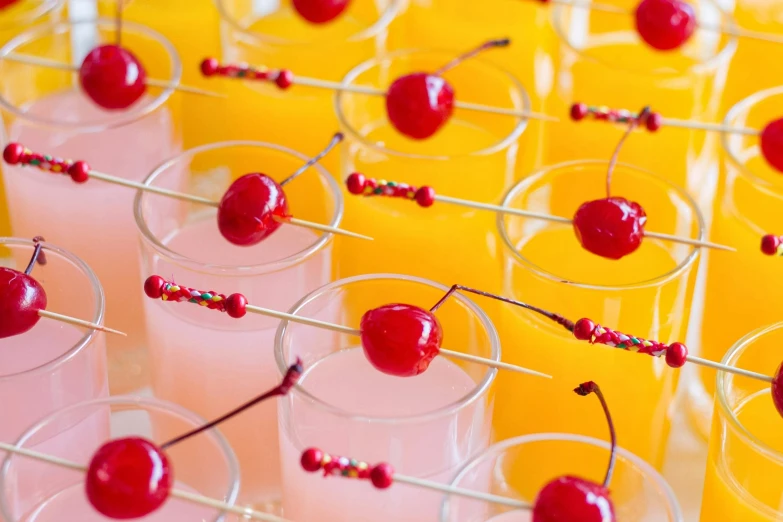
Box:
143, 276, 552, 379
1, 237, 124, 338
344, 173, 734, 253
2, 53, 223, 99
2, 140, 371, 243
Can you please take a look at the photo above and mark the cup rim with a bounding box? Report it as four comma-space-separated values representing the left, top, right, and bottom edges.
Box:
497, 159, 704, 290
0, 395, 241, 522
133, 140, 344, 275
0, 17, 181, 133
335, 48, 530, 161
274, 273, 500, 425
717, 322, 783, 468
0, 0, 63, 30
0, 237, 105, 380
214, 0, 402, 46
440, 432, 684, 522
722, 85, 783, 194
551, 0, 737, 78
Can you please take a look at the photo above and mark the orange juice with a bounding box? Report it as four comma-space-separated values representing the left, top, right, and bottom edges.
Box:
700, 323, 783, 521
719, 1, 783, 109
494, 161, 702, 469
545, 0, 735, 205
214, 0, 401, 174
693, 87, 783, 436
97, 0, 223, 149
335, 49, 530, 310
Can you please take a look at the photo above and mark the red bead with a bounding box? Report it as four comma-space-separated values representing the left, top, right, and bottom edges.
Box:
761, 234, 781, 256
292, 0, 349, 24
570, 103, 589, 121
665, 342, 688, 368
225, 293, 248, 318
760, 118, 783, 174
200, 57, 219, 77
532, 476, 615, 522
217, 173, 289, 246
143, 275, 166, 299
645, 112, 663, 132
360, 304, 443, 377
0, 267, 46, 339
85, 437, 172, 520
414, 186, 435, 207
79, 45, 147, 110
573, 197, 647, 260
635, 0, 696, 51
573, 318, 596, 341
300, 448, 324, 472
68, 161, 90, 183
275, 70, 294, 90
346, 172, 366, 195
3, 142, 24, 165
370, 463, 394, 489
386, 73, 455, 140
772, 362, 783, 419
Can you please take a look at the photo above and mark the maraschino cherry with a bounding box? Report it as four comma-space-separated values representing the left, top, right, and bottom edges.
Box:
532, 382, 616, 522
572, 109, 649, 260
772, 364, 783, 417
79, 44, 147, 110
386, 38, 509, 140
635, 0, 696, 51
760, 119, 783, 174
0, 237, 47, 339
293, 0, 349, 24
217, 173, 289, 246
83, 361, 302, 519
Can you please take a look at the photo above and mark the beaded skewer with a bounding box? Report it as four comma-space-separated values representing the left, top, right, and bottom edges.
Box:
142, 275, 552, 379
343, 173, 734, 252
2, 139, 371, 242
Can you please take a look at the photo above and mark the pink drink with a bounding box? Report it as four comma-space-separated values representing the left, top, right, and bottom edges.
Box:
136, 141, 342, 509
0, 19, 181, 394
276, 274, 500, 522
0, 238, 108, 444
0, 397, 239, 522
484, 513, 530, 522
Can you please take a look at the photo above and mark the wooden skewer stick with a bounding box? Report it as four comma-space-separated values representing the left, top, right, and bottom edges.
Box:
392, 474, 531, 508
3, 143, 371, 242
2, 53, 225, 99
0, 441, 292, 522
147, 277, 551, 379
37, 310, 126, 336
200, 59, 558, 123
346, 175, 736, 253
686, 354, 774, 383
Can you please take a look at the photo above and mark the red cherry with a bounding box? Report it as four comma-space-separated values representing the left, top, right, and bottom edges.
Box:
635, 0, 696, 51
573, 197, 647, 260
217, 173, 289, 246
533, 476, 615, 522
0, 267, 47, 339
360, 304, 443, 377
79, 44, 147, 110
85, 437, 172, 519
293, 0, 349, 24
0, 0, 20, 9
386, 73, 455, 140
760, 118, 783, 174
772, 362, 783, 419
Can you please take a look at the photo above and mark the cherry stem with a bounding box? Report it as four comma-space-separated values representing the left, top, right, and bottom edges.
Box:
429, 284, 575, 333
24, 236, 47, 275
280, 132, 343, 187
574, 381, 616, 489
606, 106, 650, 198
160, 358, 303, 450
434, 38, 511, 76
